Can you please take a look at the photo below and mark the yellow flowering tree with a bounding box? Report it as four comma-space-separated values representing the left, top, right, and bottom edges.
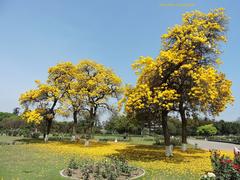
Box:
47, 62, 81, 140
122, 57, 180, 156
74, 60, 123, 144
122, 8, 233, 156
20, 60, 123, 144
156, 8, 232, 153
20, 62, 75, 141
19, 82, 60, 142
58, 82, 85, 140
159, 8, 232, 151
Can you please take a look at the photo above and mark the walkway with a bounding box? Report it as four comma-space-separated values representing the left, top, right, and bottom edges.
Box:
188, 138, 240, 151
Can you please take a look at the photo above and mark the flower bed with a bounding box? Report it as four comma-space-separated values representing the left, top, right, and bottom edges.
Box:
201, 150, 240, 179
61, 156, 145, 180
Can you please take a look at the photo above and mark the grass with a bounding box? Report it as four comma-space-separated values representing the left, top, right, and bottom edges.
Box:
94, 134, 155, 145
0, 145, 66, 180
94, 134, 194, 148
0, 135, 26, 143
0, 135, 227, 180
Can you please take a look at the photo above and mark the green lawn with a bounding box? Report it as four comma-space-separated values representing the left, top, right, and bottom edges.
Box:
94, 134, 155, 145
0, 136, 201, 180
94, 134, 194, 147
0, 136, 26, 144
0, 145, 66, 180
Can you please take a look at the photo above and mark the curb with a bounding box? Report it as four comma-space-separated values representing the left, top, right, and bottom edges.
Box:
60, 169, 78, 180
130, 168, 145, 179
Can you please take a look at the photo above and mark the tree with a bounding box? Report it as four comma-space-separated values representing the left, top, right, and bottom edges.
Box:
74, 60, 123, 144
19, 81, 62, 142
121, 8, 233, 156
105, 114, 141, 134
47, 62, 80, 140
159, 8, 233, 151
121, 57, 180, 156
13, 107, 20, 116
236, 117, 240, 124
0, 112, 28, 136
214, 120, 240, 135
0, 112, 15, 121
197, 124, 217, 137
19, 60, 123, 143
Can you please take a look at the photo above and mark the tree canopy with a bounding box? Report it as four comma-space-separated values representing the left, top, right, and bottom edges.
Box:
120, 8, 233, 156
19, 60, 123, 142
197, 124, 217, 137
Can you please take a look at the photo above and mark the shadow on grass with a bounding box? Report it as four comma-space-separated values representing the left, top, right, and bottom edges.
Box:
57, 139, 112, 148
15, 138, 43, 144
108, 144, 206, 163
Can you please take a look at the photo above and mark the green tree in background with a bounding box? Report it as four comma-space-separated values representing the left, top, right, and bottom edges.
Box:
197, 124, 217, 137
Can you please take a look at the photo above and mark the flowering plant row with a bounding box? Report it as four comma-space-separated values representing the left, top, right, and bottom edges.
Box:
201, 150, 240, 179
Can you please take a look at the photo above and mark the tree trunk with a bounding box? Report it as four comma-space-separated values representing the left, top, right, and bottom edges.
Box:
84, 139, 89, 146
162, 110, 172, 157
89, 107, 95, 139
180, 108, 187, 151
90, 121, 94, 138
43, 119, 48, 140
44, 119, 52, 142
72, 111, 78, 141
84, 113, 93, 146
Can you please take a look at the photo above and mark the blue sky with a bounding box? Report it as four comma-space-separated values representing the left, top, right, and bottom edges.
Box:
0, 0, 239, 121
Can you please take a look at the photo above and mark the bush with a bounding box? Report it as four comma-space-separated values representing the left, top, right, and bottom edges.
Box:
11, 129, 19, 136
153, 134, 164, 145
31, 132, 40, 139
18, 129, 31, 137
195, 136, 205, 140
98, 137, 130, 142
153, 134, 181, 146
68, 158, 78, 169
0, 128, 31, 137
170, 136, 181, 146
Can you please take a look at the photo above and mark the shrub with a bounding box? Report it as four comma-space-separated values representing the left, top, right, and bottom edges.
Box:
31, 132, 40, 139
18, 129, 31, 137
98, 137, 129, 142
153, 134, 181, 146
170, 136, 181, 146
153, 134, 163, 145
109, 156, 133, 174
208, 135, 240, 145
68, 158, 78, 169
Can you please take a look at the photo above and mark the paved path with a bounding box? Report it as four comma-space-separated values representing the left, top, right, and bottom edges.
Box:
188, 138, 240, 151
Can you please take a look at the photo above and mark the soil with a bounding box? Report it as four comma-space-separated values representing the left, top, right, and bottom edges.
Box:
61, 167, 145, 180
